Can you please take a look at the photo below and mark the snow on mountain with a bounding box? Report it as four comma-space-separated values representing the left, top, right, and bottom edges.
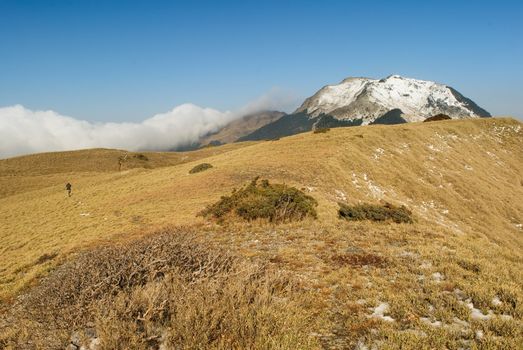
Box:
296, 75, 491, 124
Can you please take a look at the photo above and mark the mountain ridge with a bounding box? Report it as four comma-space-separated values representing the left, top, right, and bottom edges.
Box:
239, 74, 491, 141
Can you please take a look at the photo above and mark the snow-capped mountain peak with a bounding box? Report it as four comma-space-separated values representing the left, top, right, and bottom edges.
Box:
296, 75, 490, 124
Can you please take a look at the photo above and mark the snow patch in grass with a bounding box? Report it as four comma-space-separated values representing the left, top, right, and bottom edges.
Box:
475, 330, 484, 340
432, 272, 444, 282
466, 300, 493, 320
420, 262, 432, 269
369, 302, 395, 322
335, 189, 347, 201
355, 339, 369, 350
399, 251, 418, 258
373, 148, 385, 160
420, 317, 442, 327
492, 296, 502, 306
452, 317, 469, 328
427, 144, 442, 152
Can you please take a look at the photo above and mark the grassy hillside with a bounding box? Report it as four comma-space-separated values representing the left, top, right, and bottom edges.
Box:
1, 117, 522, 349
0, 143, 255, 198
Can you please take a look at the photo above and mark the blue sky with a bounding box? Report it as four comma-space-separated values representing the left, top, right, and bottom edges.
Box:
0, 0, 522, 122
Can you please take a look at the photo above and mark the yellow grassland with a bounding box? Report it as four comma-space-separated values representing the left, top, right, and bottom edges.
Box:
1, 117, 522, 348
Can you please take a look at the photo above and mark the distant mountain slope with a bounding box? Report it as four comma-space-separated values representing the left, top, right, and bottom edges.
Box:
200, 111, 284, 145
173, 111, 284, 150
241, 75, 491, 141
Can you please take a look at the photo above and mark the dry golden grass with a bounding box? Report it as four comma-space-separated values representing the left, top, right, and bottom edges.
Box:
0, 227, 319, 349
1, 117, 522, 348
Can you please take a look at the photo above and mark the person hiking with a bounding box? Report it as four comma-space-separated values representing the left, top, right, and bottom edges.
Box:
65, 183, 72, 197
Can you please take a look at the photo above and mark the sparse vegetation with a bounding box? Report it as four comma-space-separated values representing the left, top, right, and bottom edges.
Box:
313, 127, 330, 134
189, 162, 213, 174
199, 177, 317, 223
338, 202, 413, 223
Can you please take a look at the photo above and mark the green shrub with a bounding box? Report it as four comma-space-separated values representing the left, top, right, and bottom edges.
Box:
313, 127, 330, 134
189, 163, 213, 174
424, 114, 451, 122
338, 202, 413, 223
199, 177, 317, 223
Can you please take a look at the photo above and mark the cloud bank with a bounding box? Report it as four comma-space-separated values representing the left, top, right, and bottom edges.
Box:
0, 90, 299, 159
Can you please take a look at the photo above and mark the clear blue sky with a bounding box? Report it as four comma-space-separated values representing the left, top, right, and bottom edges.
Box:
1, 0, 522, 121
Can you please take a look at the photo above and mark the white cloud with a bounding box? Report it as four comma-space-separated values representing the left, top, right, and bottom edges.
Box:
0, 90, 297, 159
237, 87, 301, 116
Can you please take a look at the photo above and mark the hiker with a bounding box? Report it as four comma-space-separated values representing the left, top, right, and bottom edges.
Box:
65, 183, 72, 197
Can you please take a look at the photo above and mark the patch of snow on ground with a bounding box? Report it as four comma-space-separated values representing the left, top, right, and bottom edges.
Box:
420, 317, 442, 327
367, 181, 385, 199
452, 317, 469, 328
396, 143, 411, 155
427, 144, 442, 152
355, 339, 369, 350
486, 151, 497, 158
373, 147, 385, 160
399, 251, 419, 258
369, 303, 395, 322
432, 272, 444, 282
351, 172, 361, 188
420, 262, 432, 269
465, 300, 493, 320
335, 189, 347, 201
353, 173, 386, 199
454, 288, 466, 300
475, 330, 484, 340
492, 296, 502, 306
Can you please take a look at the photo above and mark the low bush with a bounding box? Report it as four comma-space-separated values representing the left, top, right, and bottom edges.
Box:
199, 177, 317, 223
424, 114, 451, 122
338, 202, 413, 223
132, 153, 149, 161
313, 127, 330, 134
189, 163, 213, 174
